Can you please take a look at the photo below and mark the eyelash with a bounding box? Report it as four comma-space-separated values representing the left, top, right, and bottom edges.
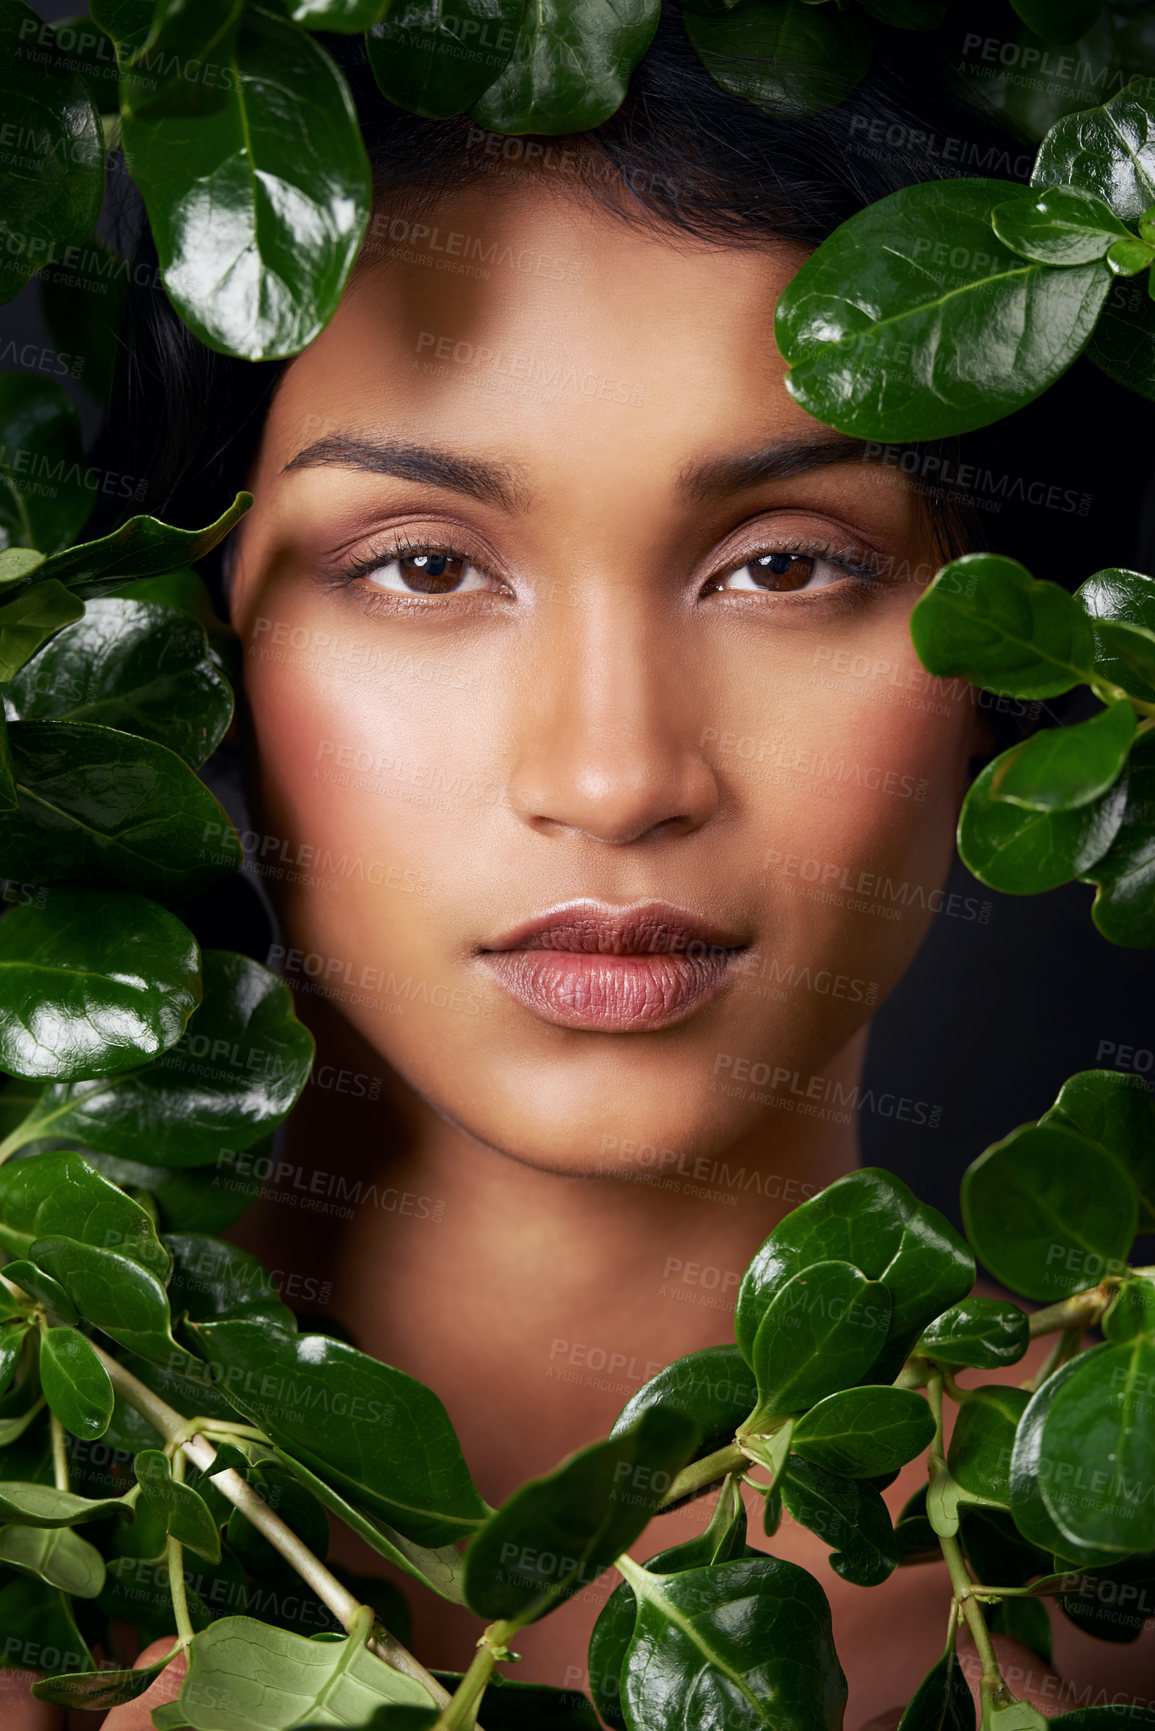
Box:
325, 530, 889, 614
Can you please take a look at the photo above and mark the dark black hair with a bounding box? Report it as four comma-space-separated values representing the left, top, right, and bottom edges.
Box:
92, 2, 1155, 598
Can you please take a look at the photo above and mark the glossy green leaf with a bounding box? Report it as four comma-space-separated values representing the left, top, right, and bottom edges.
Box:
0, 548, 45, 591
122, 6, 371, 360
135, 1448, 221, 1561
177, 1606, 435, 1727
611, 1343, 758, 1461
987, 1594, 1054, 1665
367, 0, 524, 119
1089, 619, 1155, 697
85, 1147, 264, 1234
958, 1504, 1049, 1590
11, 951, 312, 1167
28, 1236, 200, 1369
962, 1121, 1137, 1300
463, 1407, 699, 1622
1088, 272, 1155, 398
947, 1385, 1029, 1509
683, 0, 870, 120
166, 1232, 294, 1331
1056, 1554, 1155, 1644
3, 1257, 78, 1322
1010, 1355, 1132, 1565
2, 721, 242, 901
1107, 236, 1155, 276
0, 1321, 29, 1395
195, 1319, 488, 1547
0, 579, 85, 682
896, 1653, 975, 1731
1104, 1277, 1155, 1341
0, 1573, 93, 1672
1081, 729, 1155, 945
38, 1326, 113, 1441
1038, 1338, 1155, 1552
470, 0, 658, 134
118, 0, 244, 121
0, 1150, 171, 1277
735, 1168, 973, 1385
958, 754, 1128, 895
33, 493, 251, 594
748, 1261, 892, 1417
97, 1542, 248, 1641
618, 1552, 846, 1730
1032, 79, 1155, 223
991, 186, 1129, 265
0, 889, 201, 1081
790, 1386, 935, 1478
32, 1643, 184, 1711
1042, 1068, 1155, 1230
225, 1464, 329, 1580
780, 1455, 898, 1587
776, 180, 1110, 441
104, 566, 241, 686
0, 1477, 131, 1524
917, 1297, 1029, 1369
6, 599, 233, 768
1076, 566, 1155, 702
988, 702, 1134, 813
286, 0, 391, 26
0, 376, 91, 555
910, 554, 1095, 699
0, 1, 104, 306
0, 1520, 104, 1596
38, 233, 130, 406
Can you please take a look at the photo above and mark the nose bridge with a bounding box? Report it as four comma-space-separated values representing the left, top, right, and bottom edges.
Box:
509, 586, 718, 844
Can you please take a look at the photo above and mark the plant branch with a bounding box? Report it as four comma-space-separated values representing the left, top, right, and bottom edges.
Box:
658, 1441, 748, 1509
926, 1374, 1007, 1703
1026, 1287, 1110, 1340
92, 1343, 456, 1714
433, 1621, 519, 1731
49, 1412, 69, 1493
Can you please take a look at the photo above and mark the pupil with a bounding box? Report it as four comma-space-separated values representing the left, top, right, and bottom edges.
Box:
762, 553, 793, 575
749, 552, 815, 591
411, 554, 449, 576
398, 551, 461, 593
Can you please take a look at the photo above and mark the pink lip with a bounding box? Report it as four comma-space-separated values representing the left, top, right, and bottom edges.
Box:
478, 900, 747, 1031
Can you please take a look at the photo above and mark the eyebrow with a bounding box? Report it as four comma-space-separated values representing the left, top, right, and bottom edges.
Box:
281, 430, 871, 512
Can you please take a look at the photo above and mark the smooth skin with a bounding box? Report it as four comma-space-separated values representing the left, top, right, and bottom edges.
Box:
35, 179, 1155, 1726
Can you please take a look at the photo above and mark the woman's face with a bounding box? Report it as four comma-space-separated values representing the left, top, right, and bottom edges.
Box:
229, 179, 983, 1175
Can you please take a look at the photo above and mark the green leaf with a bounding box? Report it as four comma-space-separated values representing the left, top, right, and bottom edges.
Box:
2, 721, 242, 902
780, 1455, 898, 1587
462, 1409, 700, 1622
367, 0, 524, 120
1032, 79, 1155, 224
1089, 620, 1155, 698
32, 493, 251, 594
1106, 236, 1155, 276
0, 1, 104, 305
38, 234, 130, 406
0, 1149, 172, 1278
0, 580, 86, 682
122, 7, 371, 360
225, 1464, 329, 1578
917, 1297, 1029, 1369
33, 1643, 184, 1711
618, 1553, 846, 1730
776, 180, 1110, 441
118, 0, 244, 121
735, 1168, 972, 1385
910, 554, 1094, 699
470, 0, 658, 134
790, 1386, 934, 1478
0, 548, 45, 591
947, 1385, 1029, 1509
27, 1236, 200, 1369
1104, 1276, 1155, 1342
136, 1448, 222, 1561
85, 1147, 264, 1234
958, 754, 1127, 895
961, 1121, 1138, 1300
166, 1232, 295, 1331
0, 888, 201, 1081
0, 1477, 131, 1524
857, 0, 950, 25
38, 1326, 113, 1441
1076, 566, 1155, 701
1037, 1338, 1155, 1553
1088, 272, 1155, 398
959, 1504, 1050, 1589
1010, 1355, 1131, 1565
988, 1594, 1054, 1665
0, 1573, 93, 1673
611, 1343, 759, 1461
1056, 1554, 1155, 1644
991, 186, 1130, 266
896, 1653, 975, 1731
0, 376, 92, 554
748, 1261, 892, 1416
285, 0, 391, 27
0, 1321, 30, 1395
683, 0, 871, 119
6, 599, 234, 768
11, 951, 313, 1167
1042, 1068, 1155, 1231
195, 1319, 487, 1547
3, 1257, 78, 1322
176, 1606, 435, 1727
988, 702, 1134, 813
1081, 729, 1155, 945
0, 1520, 104, 1596
1010, 0, 1103, 43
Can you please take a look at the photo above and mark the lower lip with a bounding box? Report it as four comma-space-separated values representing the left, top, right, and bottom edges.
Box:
480, 949, 741, 1031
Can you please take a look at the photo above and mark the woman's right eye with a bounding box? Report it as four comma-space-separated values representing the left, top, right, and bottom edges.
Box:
361, 549, 494, 596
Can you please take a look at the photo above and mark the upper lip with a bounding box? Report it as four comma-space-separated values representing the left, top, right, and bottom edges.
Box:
479, 900, 749, 957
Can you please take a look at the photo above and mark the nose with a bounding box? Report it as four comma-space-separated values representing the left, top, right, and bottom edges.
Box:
507, 595, 721, 845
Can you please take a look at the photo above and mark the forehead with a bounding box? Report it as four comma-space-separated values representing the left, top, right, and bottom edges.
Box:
259, 181, 821, 480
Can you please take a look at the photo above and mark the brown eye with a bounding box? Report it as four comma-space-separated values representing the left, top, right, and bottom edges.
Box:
741, 552, 817, 591
363, 549, 491, 596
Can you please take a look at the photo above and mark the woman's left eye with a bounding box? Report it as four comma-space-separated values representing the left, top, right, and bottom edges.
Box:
361, 549, 493, 595
709, 550, 859, 594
